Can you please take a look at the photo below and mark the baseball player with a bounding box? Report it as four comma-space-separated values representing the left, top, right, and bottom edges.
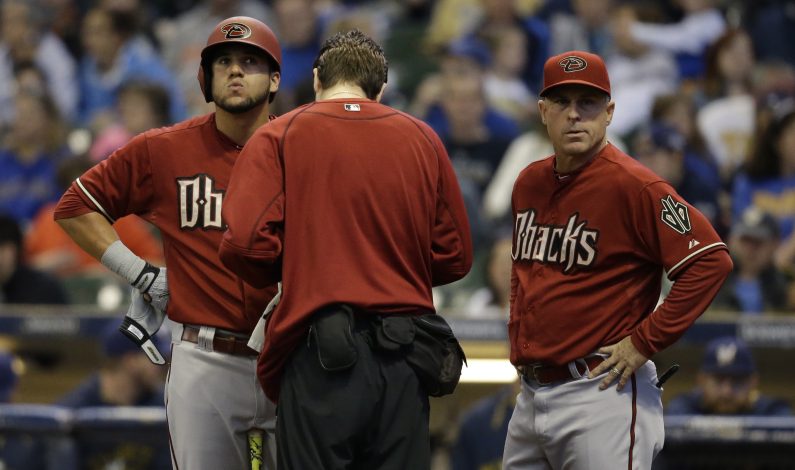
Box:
54, 17, 281, 470
219, 30, 473, 469
503, 51, 733, 469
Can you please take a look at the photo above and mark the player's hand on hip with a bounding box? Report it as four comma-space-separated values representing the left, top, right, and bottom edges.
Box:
136, 265, 169, 311
119, 288, 168, 365
101, 240, 169, 311
589, 336, 649, 391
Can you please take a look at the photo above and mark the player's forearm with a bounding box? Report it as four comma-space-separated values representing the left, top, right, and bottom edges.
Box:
631, 249, 733, 357
56, 211, 120, 261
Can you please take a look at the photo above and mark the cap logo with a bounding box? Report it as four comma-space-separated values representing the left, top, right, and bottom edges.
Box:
221, 23, 252, 39
716, 343, 738, 366
559, 56, 587, 73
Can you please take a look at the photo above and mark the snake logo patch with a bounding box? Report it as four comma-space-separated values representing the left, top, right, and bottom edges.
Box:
660, 195, 691, 234
559, 56, 587, 73
221, 22, 252, 39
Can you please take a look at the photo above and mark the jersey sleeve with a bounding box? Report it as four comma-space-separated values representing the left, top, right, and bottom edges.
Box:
428, 128, 473, 286
634, 181, 727, 279
219, 125, 284, 288
54, 134, 155, 222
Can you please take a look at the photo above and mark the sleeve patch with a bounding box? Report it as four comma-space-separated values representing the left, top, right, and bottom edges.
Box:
660, 195, 691, 235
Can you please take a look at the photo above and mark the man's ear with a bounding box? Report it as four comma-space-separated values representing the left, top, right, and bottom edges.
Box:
312, 67, 321, 97
270, 71, 281, 94
538, 99, 546, 125
375, 83, 387, 103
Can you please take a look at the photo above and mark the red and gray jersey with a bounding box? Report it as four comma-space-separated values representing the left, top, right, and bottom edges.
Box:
54, 113, 277, 333
220, 98, 473, 401
510, 143, 727, 366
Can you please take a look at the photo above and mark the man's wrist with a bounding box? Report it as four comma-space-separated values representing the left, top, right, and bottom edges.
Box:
100, 240, 147, 285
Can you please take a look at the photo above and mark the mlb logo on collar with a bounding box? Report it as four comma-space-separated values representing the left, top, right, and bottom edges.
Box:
344, 103, 361, 112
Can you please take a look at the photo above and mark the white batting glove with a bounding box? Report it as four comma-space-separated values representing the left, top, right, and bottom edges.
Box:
119, 289, 167, 365
248, 282, 281, 353
101, 240, 169, 311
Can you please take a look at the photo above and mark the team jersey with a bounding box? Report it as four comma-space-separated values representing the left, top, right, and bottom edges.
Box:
54, 113, 277, 332
220, 98, 473, 401
510, 143, 728, 366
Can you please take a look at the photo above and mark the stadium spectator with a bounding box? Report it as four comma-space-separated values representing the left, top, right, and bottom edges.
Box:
450, 381, 519, 470
713, 209, 790, 314
0, 91, 70, 227
0, 214, 68, 304
549, 0, 615, 58
607, 4, 678, 137
482, 25, 535, 124
696, 29, 757, 181
58, 323, 166, 408
615, 0, 726, 80
78, 6, 186, 128
0, 0, 78, 126
667, 336, 792, 416
463, 233, 512, 319
634, 123, 723, 233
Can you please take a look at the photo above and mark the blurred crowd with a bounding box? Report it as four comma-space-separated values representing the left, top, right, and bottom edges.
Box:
0, 0, 794, 317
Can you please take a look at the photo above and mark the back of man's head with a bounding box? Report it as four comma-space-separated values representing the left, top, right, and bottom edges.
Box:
313, 29, 388, 100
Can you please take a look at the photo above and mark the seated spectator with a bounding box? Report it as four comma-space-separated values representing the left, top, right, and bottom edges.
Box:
0, 349, 19, 403
712, 208, 790, 314
0, 214, 68, 304
0, 91, 70, 227
549, 0, 615, 58
733, 104, 795, 272
667, 336, 792, 416
607, 3, 679, 138
78, 6, 187, 128
24, 156, 163, 278
634, 123, 723, 233
0, 0, 77, 126
616, 0, 726, 80
482, 25, 535, 125
450, 381, 519, 470
463, 233, 512, 319
58, 323, 167, 408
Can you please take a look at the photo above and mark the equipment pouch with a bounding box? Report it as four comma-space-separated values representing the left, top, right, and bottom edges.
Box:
374, 316, 416, 352
309, 304, 358, 371
405, 314, 467, 397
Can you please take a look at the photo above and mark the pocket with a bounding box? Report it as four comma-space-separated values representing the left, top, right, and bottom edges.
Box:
405, 314, 466, 397
309, 305, 358, 371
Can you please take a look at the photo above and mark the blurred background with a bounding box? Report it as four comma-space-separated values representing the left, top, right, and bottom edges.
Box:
0, 0, 794, 468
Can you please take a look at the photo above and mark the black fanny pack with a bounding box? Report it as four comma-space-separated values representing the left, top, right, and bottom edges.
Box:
373, 314, 467, 397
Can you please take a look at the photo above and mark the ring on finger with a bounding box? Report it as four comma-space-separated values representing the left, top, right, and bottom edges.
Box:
610, 367, 621, 375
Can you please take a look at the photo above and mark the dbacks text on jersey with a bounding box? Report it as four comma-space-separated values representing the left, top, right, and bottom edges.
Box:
512, 209, 599, 273
177, 174, 225, 230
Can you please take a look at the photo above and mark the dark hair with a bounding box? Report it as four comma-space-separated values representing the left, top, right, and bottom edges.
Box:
0, 215, 22, 250
313, 29, 388, 100
703, 28, 753, 99
746, 108, 795, 179
118, 80, 172, 128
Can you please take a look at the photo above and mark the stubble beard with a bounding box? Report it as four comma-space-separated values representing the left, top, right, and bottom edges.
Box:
214, 90, 269, 114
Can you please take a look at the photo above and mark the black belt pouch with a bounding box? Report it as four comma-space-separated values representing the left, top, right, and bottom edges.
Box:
309, 304, 358, 371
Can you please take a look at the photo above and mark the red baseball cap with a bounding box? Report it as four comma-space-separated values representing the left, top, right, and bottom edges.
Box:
540, 50, 611, 97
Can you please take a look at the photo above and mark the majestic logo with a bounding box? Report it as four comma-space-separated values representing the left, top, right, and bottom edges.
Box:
512, 210, 599, 273
177, 174, 225, 230
344, 103, 361, 112
221, 23, 252, 40
559, 56, 587, 73
660, 195, 691, 234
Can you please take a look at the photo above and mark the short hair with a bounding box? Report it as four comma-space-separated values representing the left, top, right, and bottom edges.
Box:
313, 29, 388, 100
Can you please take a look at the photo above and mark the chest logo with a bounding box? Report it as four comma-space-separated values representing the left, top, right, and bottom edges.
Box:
177, 174, 225, 230
512, 210, 599, 273
660, 195, 691, 235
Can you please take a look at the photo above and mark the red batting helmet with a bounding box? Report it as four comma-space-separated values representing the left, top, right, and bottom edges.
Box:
197, 16, 282, 103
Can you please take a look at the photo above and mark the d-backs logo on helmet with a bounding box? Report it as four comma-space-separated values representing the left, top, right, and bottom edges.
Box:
559, 56, 587, 73
221, 22, 252, 40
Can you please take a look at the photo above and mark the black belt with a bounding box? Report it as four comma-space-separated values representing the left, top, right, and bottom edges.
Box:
181, 325, 258, 358
517, 355, 605, 385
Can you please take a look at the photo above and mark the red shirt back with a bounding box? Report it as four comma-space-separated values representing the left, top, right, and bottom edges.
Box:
220, 99, 473, 400
55, 114, 277, 332
510, 143, 727, 366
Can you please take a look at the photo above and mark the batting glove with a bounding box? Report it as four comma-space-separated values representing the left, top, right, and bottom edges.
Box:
101, 240, 169, 311
119, 288, 167, 365
248, 282, 281, 353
